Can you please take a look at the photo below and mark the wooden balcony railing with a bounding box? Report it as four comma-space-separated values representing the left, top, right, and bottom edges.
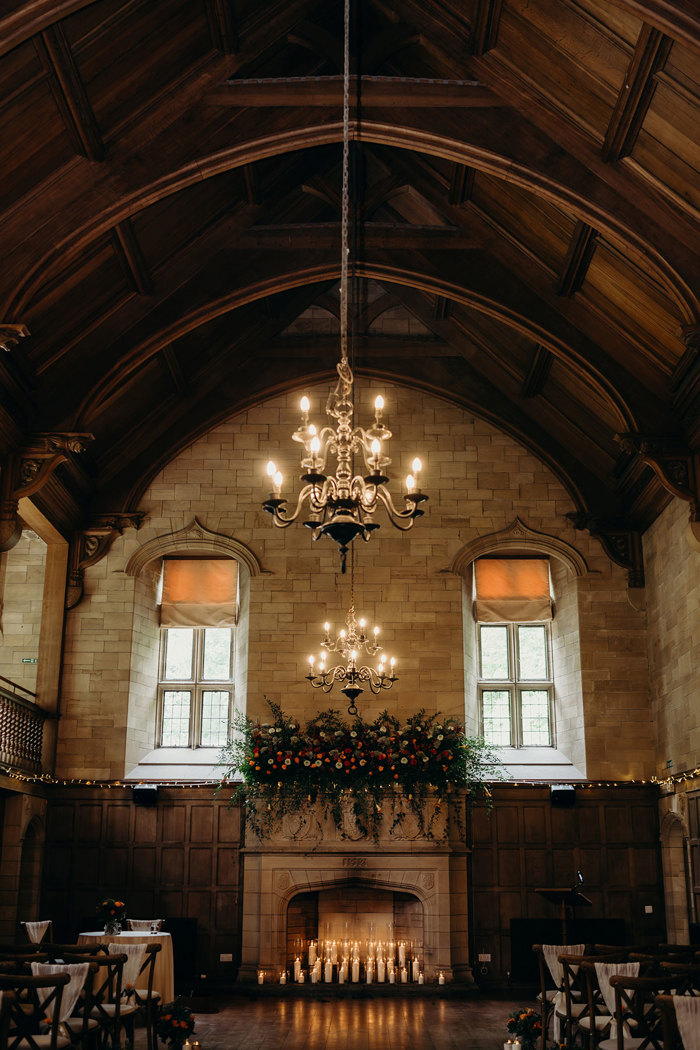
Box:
0, 679, 45, 773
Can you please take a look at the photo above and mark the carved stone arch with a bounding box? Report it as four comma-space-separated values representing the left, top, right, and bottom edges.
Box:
449, 517, 591, 578
659, 807, 690, 944
125, 517, 265, 578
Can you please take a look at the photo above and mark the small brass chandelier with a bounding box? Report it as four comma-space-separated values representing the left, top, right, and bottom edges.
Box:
305, 553, 397, 715
262, 0, 428, 573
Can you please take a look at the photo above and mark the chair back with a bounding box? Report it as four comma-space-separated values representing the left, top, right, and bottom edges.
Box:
47, 943, 106, 959
654, 995, 683, 1050
659, 960, 700, 993
0, 971, 69, 1050
19, 922, 52, 945
126, 919, 164, 932
0, 989, 15, 1050
609, 974, 678, 1050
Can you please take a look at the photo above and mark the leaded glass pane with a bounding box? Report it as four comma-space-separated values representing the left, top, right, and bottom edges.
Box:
521, 690, 551, 746
201, 690, 230, 746
163, 629, 194, 680
482, 689, 511, 745
202, 628, 232, 680
517, 625, 548, 680
479, 625, 509, 679
161, 691, 191, 746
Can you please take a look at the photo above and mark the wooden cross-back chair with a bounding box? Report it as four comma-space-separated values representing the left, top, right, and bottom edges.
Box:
605, 975, 679, 1050
0, 971, 70, 1050
0, 989, 15, 1050
19, 924, 53, 947
653, 995, 683, 1050
560, 952, 629, 1049
77, 952, 129, 1050
659, 960, 700, 993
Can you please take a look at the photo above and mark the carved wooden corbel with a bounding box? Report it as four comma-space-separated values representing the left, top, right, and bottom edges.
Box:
566, 511, 644, 587
0, 454, 21, 552
15, 433, 93, 499
66, 512, 145, 609
0, 323, 29, 352
614, 433, 700, 524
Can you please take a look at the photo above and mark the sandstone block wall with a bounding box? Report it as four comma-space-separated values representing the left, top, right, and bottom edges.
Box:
53, 381, 655, 781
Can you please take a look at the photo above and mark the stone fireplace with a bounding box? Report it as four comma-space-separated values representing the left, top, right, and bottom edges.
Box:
238, 793, 472, 983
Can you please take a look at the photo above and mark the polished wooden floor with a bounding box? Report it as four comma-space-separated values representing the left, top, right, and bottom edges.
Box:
182, 993, 523, 1049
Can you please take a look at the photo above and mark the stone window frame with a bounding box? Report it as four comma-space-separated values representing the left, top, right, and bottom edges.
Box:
125, 518, 264, 755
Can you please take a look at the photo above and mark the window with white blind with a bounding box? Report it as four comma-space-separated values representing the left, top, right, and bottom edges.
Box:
157, 558, 237, 748
475, 558, 554, 748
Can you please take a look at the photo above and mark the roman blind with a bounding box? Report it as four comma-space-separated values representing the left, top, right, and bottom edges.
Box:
474, 557, 551, 622
160, 558, 238, 627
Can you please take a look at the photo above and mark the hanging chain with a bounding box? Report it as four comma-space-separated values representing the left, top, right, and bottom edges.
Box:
340, 0, 350, 364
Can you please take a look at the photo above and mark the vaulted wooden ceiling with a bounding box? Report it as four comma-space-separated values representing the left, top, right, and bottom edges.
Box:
1, 0, 698, 580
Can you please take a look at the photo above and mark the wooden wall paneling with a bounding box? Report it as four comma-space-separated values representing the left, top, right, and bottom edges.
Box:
74, 846, 99, 887
132, 846, 157, 888
190, 804, 214, 842
133, 805, 157, 842
161, 804, 186, 842
188, 847, 213, 886
101, 846, 128, 888
105, 804, 131, 841
76, 804, 101, 840
160, 846, 185, 885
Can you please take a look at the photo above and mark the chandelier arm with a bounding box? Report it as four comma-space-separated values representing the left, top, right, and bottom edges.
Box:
263, 484, 318, 526
373, 487, 426, 524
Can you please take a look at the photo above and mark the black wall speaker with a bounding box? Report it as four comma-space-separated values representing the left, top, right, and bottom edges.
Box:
132, 784, 159, 805
550, 784, 576, 807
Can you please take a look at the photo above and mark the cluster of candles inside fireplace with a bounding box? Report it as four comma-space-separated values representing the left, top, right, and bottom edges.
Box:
258, 940, 446, 985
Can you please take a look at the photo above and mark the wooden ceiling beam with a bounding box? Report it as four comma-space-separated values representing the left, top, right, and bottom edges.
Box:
35, 23, 104, 161
447, 164, 475, 206
160, 345, 190, 397
468, 0, 503, 56
213, 76, 502, 107
602, 23, 673, 163
204, 0, 239, 55
259, 335, 454, 357
521, 344, 553, 398
556, 221, 598, 298
605, 0, 700, 56
288, 22, 343, 70
236, 222, 474, 249
110, 220, 152, 296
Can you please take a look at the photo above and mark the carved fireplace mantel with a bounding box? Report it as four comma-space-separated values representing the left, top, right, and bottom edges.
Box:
237, 791, 474, 984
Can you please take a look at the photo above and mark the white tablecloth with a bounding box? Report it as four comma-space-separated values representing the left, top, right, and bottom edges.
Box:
77, 931, 174, 1004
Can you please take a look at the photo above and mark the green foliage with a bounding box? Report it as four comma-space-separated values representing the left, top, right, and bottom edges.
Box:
217, 699, 500, 841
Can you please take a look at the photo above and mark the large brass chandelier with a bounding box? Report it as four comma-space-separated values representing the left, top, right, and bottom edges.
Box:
261, 0, 428, 573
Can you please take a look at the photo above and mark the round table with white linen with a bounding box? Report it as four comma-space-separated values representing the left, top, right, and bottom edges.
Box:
77, 931, 174, 1004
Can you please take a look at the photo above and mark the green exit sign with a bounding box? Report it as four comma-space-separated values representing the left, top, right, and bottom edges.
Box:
21, 657, 38, 664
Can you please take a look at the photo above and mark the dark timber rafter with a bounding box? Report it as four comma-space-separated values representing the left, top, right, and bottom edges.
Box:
35, 23, 104, 161
602, 23, 673, 162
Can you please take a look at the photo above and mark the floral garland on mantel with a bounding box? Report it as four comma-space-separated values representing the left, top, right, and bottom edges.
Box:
218, 700, 499, 842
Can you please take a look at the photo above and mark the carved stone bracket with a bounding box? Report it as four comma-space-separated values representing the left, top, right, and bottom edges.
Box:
67, 512, 145, 609
566, 511, 644, 588
614, 433, 700, 523
0, 323, 29, 352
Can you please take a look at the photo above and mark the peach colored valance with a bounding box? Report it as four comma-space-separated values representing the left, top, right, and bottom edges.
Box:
474, 557, 551, 622
160, 558, 237, 627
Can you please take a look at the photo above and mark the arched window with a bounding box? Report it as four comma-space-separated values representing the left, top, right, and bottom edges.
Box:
124, 519, 262, 778
452, 518, 590, 776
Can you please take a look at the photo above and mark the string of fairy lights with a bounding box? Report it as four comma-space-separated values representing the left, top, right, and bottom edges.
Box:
2, 765, 699, 791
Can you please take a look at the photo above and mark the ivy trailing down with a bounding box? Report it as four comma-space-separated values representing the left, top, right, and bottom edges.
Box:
218, 700, 499, 842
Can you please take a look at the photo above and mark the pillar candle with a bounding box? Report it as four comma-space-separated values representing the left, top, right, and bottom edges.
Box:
258, 972, 264, 985
401, 966, 408, 983
299, 972, 305, 984
398, 943, 406, 966
438, 972, 445, 986
309, 941, 317, 967
389, 967, 395, 984
338, 967, 345, 984
280, 972, 286, 985
504, 1041, 514, 1050
331, 941, 338, 965
418, 973, 424, 985
412, 958, 419, 982
294, 958, 301, 982
366, 961, 373, 984
352, 958, 360, 983
377, 958, 385, 982
310, 969, 317, 984
325, 958, 332, 982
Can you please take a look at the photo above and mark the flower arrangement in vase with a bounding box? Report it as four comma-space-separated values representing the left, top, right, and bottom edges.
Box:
157, 997, 196, 1048
96, 897, 126, 935
506, 1007, 543, 1050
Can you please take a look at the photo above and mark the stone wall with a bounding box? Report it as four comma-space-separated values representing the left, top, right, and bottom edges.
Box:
53, 380, 655, 780
0, 531, 46, 694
